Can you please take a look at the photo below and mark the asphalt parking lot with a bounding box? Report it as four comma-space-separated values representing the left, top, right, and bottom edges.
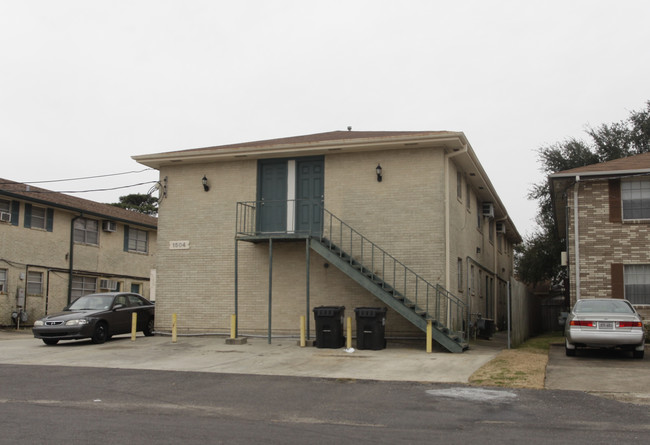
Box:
2, 328, 649, 404
545, 343, 650, 404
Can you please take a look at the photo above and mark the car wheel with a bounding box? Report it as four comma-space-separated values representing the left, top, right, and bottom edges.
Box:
633, 349, 645, 359
91, 322, 108, 344
565, 339, 576, 356
143, 318, 155, 337
42, 339, 59, 346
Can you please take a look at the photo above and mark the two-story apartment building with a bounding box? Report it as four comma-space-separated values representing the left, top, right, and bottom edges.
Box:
550, 152, 650, 313
134, 130, 522, 352
0, 178, 157, 326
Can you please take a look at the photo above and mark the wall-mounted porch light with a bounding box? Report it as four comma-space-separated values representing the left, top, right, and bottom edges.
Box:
376, 164, 383, 182
202, 175, 210, 192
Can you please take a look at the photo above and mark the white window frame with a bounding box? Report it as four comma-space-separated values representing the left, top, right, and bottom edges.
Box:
128, 228, 148, 253
71, 276, 97, 300
624, 264, 650, 305
0, 269, 7, 293
622, 179, 650, 220
74, 218, 99, 245
31, 206, 46, 229
27, 271, 43, 295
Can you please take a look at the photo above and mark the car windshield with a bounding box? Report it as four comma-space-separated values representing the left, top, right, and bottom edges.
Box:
574, 300, 634, 314
68, 295, 114, 311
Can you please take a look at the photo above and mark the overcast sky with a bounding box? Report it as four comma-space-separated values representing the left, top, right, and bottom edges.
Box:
2, 1, 650, 237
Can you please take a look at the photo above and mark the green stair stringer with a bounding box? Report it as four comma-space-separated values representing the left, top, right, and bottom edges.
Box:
309, 238, 468, 353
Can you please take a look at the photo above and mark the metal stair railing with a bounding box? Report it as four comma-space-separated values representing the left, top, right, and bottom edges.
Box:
236, 201, 258, 236
316, 208, 469, 346
235, 201, 469, 347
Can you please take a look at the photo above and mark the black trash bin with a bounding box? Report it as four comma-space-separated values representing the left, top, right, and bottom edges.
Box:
313, 306, 345, 348
477, 318, 495, 340
354, 307, 387, 350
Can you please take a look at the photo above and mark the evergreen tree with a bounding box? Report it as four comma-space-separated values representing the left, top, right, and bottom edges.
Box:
111, 193, 158, 216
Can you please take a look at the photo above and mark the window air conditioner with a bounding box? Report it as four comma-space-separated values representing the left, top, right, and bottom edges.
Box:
99, 279, 118, 290
102, 220, 117, 232
0, 211, 11, 222
482, 202, 494, 218
496, 222, 506, 234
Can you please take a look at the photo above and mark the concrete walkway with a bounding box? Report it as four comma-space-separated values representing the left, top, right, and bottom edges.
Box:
0, 328, 505, 383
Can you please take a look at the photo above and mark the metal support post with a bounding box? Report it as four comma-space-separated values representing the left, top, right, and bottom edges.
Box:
306, 238, 311, 340
268, 239, 273, 344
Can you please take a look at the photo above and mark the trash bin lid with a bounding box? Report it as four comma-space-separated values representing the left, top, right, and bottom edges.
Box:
354, 307, 387, 317
313, 306, 345, 316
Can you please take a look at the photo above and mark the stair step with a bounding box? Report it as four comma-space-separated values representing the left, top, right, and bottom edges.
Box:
312, 236, 467, 353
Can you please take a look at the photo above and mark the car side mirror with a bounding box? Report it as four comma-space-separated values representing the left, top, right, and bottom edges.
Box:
63, 305, 70, 311
112, 304, 125, 311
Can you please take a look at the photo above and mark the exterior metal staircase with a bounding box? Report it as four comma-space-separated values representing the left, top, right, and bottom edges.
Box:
236, 201, 469, 352
310, 237, 468, 353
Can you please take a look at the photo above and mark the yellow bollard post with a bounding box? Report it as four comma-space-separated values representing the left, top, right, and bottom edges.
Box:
131, 312, 137, 341
172, 313, 177, 343
300, 315, 306, 347
347, 316, 352, 350
426, 320, 432, 353
230, 314, 236, 339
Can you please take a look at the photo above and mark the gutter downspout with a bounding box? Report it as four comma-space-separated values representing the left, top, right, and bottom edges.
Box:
573, 177, 581, 300
444, 144, 468, 292
564, 197, 571, 308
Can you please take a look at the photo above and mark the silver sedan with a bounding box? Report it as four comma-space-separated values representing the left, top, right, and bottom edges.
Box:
565, 298, 646, 359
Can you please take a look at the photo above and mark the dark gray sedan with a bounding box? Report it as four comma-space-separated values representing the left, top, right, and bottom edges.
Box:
565, 298, 646, 359
32, 292, 155, 345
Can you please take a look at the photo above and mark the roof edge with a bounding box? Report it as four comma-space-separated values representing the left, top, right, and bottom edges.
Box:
550, 168, 650, 179
132, 131, 468, 166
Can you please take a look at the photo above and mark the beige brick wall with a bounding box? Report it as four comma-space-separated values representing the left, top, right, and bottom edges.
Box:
0, 202, 156, 325
567, 180, 650, 305
446, 161, 514, 327
153, 146, 516, 338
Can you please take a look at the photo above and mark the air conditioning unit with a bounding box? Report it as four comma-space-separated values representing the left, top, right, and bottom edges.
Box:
0, 211, 11, 222
102, 220, 117, 232
496, 222, 506, 234
482, 202, 494, 218
99, 279, 118, 290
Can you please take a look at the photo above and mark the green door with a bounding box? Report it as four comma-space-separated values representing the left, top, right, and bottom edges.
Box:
258, 160, 288, 233
295, 158, 324, 235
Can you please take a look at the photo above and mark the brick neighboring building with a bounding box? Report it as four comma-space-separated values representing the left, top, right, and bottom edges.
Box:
134, 131, 523, 351
550, 152, 650, 313
0, 179, 157, 326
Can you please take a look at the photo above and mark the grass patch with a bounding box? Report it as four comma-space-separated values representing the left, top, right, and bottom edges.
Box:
517, 332, 565, 353
468, 332, 564, 389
